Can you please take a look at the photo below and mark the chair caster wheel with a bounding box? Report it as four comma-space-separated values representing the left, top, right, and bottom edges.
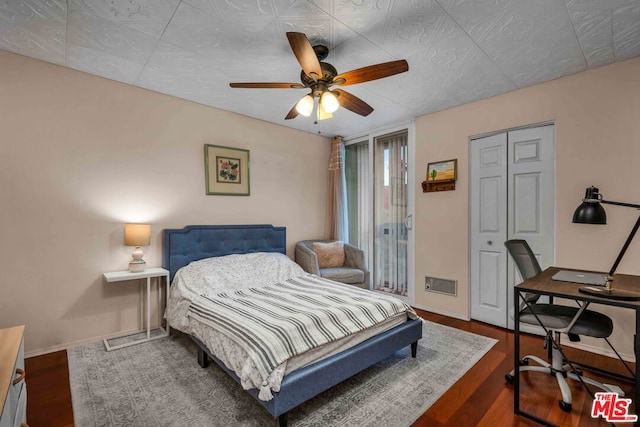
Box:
505, 373, 514, 384
519, 358, 530, 366
559, 400, 572, 412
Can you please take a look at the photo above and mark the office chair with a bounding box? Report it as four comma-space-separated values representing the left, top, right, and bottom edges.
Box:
504, 239, 624, 412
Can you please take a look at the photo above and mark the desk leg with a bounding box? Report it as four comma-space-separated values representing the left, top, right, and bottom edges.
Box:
636, 308, 639, 424
514, 288, 521, 415
146, 276, 151, 340
512, 290, 556, 427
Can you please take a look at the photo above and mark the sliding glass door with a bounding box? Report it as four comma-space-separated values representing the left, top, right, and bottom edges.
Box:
374, 131, 409, 296
345, 127, 413, 300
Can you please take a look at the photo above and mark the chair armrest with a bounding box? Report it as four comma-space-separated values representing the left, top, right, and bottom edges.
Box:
344, 243, 370, 288
295, 242, 320, 275
344, 243, 365, 269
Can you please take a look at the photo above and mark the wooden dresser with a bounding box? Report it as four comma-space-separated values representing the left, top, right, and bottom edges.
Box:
0, 326, 26, 427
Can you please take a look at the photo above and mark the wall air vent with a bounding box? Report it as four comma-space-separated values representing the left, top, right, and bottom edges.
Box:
425, 276, 457, 296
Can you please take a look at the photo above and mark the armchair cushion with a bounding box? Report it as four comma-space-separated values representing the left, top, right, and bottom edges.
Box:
320, 267, 365, 285
312, 241, 345, 268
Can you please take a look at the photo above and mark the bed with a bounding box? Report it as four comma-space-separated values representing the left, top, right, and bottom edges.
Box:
162, 224, 422, 427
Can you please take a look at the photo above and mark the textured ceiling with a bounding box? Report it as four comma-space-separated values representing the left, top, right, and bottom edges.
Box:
1, 0, 639, 137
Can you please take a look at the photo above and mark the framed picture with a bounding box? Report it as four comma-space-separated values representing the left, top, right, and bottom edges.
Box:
204, 144, 250, 196
426, 159, 457, 182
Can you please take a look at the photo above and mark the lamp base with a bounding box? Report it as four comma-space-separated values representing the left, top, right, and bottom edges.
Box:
579, 286, 640, 301
129, 260, 146, 272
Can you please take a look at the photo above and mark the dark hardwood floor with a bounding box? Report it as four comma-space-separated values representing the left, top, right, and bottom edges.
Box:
24, 309, 635, 426
25, 349, 74, 427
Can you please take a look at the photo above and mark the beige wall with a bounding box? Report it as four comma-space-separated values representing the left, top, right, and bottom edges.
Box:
414, 57, 640, 357
0, 50, 331, 355
2, 48, 638, 358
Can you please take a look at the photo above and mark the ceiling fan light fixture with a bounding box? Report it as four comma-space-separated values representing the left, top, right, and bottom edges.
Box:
230, 33, 408, 120
320, 90, 339, 113
295, 94, 314, 117
317, 102, 333, 120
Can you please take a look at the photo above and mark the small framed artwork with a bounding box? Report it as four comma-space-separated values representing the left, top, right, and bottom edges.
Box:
426, 159, 457, 182
204, 144, 250, 196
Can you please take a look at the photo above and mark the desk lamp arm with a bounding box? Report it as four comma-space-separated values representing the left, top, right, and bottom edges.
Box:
601, 199, 640, 278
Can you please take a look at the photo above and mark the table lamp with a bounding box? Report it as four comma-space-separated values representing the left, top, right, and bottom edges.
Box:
125, 223, 151, 272
572, 186, 640, 300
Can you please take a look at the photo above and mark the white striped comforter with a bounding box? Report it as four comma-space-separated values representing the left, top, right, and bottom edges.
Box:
188, 274, 417, 400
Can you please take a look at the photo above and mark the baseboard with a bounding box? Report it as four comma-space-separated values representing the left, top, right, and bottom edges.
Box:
410, 305, 635, 363
562, 340, 635, 364
25, 327, 145, 358
412, 303, 470, 321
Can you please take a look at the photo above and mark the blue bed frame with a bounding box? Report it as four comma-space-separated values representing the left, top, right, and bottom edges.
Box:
163, 224, 423, 427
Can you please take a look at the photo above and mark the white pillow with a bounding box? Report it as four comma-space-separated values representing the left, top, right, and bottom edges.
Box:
177, 252, 305, 293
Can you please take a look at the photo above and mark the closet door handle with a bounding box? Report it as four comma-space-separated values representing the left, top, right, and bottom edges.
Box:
13, 368, 25, 385
487, 240, 493, 246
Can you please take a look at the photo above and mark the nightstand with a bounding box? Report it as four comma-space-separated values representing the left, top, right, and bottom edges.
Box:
102, 267, 170, 351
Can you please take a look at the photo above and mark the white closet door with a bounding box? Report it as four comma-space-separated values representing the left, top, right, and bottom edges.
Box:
470, 133, 508, 327
506, 125, 555, 330
470, 124, 555, 329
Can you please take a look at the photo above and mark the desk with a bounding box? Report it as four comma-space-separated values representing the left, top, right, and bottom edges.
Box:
514, 267, 639, 425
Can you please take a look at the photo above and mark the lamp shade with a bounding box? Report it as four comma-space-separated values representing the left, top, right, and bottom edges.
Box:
317, 102, 333, 120
124, 223, 151, 246
295, 94, 314, 117
572, 186, 606, 224
320, 90, 339, 113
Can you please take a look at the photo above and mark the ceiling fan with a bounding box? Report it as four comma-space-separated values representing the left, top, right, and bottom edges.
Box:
229, 32, 409, 121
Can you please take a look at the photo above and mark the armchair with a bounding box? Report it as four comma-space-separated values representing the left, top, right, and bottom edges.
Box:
295, 240, 370, 289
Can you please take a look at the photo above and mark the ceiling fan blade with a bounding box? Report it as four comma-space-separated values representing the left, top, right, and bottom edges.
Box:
334, 89, 373, 116
286, 32, 322, 79
334, 60, 408, 86
230, 82, 305, 89
285, 104, 299, 120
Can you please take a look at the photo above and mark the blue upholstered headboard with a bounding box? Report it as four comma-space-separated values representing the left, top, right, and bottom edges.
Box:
162, 224, 287, 281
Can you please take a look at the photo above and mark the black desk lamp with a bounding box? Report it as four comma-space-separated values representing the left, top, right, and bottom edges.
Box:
573, 186, 640, 300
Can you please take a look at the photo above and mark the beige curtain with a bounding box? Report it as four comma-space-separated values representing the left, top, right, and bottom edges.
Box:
327, 136, 348, 240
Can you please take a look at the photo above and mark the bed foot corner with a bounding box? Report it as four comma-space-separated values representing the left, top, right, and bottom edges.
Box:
197, 348, 209, 368
277, 412, 288, 427
411, 341, 418, 358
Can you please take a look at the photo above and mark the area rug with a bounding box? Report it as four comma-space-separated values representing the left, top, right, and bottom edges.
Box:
68, 320, 496, 427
